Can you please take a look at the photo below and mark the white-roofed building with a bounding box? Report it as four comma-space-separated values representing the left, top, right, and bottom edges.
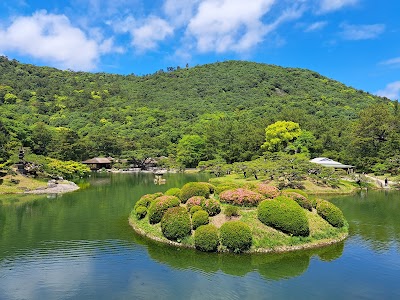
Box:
310, 157, 355, 172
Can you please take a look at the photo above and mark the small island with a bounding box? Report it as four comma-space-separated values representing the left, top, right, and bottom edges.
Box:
129, 180, 348, 253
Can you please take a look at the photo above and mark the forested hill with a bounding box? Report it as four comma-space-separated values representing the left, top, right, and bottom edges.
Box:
0, 56, 395, 170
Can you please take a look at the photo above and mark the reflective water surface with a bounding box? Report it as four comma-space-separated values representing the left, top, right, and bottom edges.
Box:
1, 174, 400, 299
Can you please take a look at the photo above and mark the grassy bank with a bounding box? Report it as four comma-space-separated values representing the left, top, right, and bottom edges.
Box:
0, 173, 47, 195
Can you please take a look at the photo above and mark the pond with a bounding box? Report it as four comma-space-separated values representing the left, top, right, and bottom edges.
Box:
0, 173, 400, 299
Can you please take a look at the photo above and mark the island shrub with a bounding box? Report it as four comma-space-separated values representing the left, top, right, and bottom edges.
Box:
316, 200, 345, 228
219, 188, 265, 206
134, 193, 162, 210
220, 221, 252, 252
224, 205, 240, 218
257, 197, 310, 237
282, 191, 313, 211
148, 195, 180, 224
135, 206, 147, 219
189, 205, 203, 215
161, 206, 192, 241
165, 188, 181, 198
186, 196, 206, 211
180, 182, 210, 203
192, 210, 209, 229
194, 224, 220, 252
201, 199, 221, 216
254, 184, 280, 198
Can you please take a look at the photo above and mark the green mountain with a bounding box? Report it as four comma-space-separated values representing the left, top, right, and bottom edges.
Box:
0, 56, 396, 170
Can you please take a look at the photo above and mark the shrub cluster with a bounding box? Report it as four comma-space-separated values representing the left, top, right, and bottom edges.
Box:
282, 191, 313, 211
220, 221, 252, 252
257, 197, 310, 236
192, 210, 209, 229
186, 196, 206, 211
161, 206, 192, 241
148, 195, 180, 224
165, 188, 181, 198
215, 184, 240, 194
316, 200, 346, 227
219, 188, 265, 206
189, 205, 203, 215
224, 205, 240, 218
135, 206, 147, 219
180, 182, 210, 203
201, 199, 221, 216
194, 224, 220, 252
255, 184, 280, 198
134, 193, 162, 210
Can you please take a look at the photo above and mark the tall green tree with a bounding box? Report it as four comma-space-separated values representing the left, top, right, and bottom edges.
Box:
262, 121, 302, 152
176, 135, 207, 168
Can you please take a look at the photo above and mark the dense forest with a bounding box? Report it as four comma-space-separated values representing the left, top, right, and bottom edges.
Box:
0, 56, 399, 173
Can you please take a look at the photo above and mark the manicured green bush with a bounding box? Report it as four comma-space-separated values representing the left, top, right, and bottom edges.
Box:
161, 206, 192, 241
186, 196, 206, 211
192, 210, 209, 229
255, 184, 280, 198
316, 200, 346, 228
219, 188, 265, 206
194, 224, 220, 252
220, 221, 252, 252
282, 191, 313, 211
224, 205, 240, 218
189, 205, 203, 215
257, 197, 310, 237
148, 195, 181, 224
215, 184, 239, 194
165, 188, 181, 198
282, 189, 308, 198
135, 205, 147, 219
134, 193, 162, 210
201, 199, 221, 216
180, 182, 210, 203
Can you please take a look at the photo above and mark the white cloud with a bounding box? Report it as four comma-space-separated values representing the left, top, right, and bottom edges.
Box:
0, 10, 117, 70
185, 0, 306, 53
318, 0, 358, 13
340, 23, 385, 40
163, 0, 200, 26
376, 81, 400, 100
304, 21, 327, 32
380, 57, 400, 67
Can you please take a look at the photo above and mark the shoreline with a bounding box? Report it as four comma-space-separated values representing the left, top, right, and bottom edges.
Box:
23, 180, 80, 194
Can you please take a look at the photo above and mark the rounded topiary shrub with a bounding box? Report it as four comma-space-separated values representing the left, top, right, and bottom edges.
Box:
148, 195, 181, 224
201, 199, 221, 216
194, 224, 220, 252
192, 210, 209, 229
186, 196, 206, 211
135, 205, 147, 219
282, 191, 313, 211
180, 182, 210, 203
165, 187, 181, 198
215, 183, 241, 194
220, 221, 252, 252
161, 206, 192, 241
134, 193, 162, 210
255, 184, 280, 199
190, 205, 203, 215
224, 205, 240, 218
219, 188, 265, 206
316, 200, 346, 228
257, 197, 310, 237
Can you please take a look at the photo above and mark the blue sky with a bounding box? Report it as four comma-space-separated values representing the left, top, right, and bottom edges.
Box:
0, 0, 399, 99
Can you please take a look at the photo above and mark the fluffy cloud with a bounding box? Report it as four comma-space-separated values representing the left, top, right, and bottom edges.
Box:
340, 23, 385, 40
0, 10, 116, 70
163, 0, 200, 26
376, 81, 400, 100
318, 0, 358, 13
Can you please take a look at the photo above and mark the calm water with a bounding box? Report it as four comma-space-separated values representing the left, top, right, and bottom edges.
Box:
1, 173, 400, 299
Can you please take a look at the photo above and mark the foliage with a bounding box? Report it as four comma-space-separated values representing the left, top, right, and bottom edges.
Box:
201, 199, 221, 216
180, 182, 210, 203
194, 224, 220, 252
161, 206, 192, 241
257, 197, 310, 236
281, 191, 313, 211
224, 205, 240, 218
134, 193, 162, 210
192, 210, 209, 229
148, 195, 180, 224
220, 221, 252, 252
186, 196, 206, 211
135, 206, 147, 219
254, 184, 280, 198
316, 200, 346, 227
164, 187, 181, 197
176, 135, 207, 168
189, 205, 203, 215
262, 121, 302, 152
219, 188, 265, 206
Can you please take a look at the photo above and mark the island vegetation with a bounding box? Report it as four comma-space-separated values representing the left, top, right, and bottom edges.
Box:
129, 181, 348, 253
